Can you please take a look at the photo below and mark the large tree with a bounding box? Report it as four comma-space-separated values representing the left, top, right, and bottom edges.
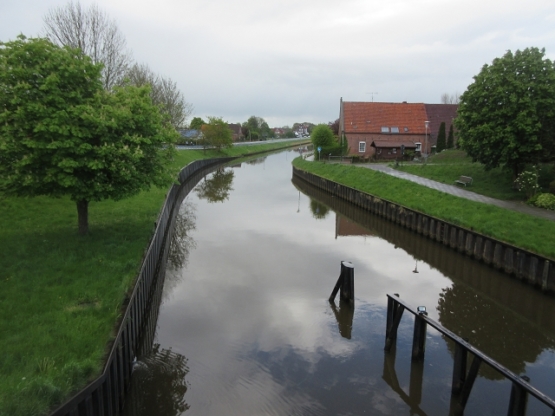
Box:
456, 47, 555, 178
43, 1, 131, 90
0, 36, 178, 235
201, 117, 233, 151
124, 63, 193, 129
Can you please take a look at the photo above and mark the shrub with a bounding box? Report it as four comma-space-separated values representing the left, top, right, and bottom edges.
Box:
534, 193, 555, 210
514, 166, 541, 199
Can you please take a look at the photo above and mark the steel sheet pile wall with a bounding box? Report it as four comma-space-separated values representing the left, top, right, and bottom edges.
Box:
292, 167, 554, 293
50, 157, 234, 416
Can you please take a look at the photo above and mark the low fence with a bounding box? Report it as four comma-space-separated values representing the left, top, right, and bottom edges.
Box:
384, 293, 555, 415
292, 167, 555, 293
50, 157, 234, 416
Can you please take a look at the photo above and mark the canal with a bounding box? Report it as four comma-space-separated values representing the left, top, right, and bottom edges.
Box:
124, 148, 555, 415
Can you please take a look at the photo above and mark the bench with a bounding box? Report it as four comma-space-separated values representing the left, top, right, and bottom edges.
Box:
454, 175, 473, 187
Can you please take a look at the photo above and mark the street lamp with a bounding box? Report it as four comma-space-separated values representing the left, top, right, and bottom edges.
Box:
424, 120, 430, 161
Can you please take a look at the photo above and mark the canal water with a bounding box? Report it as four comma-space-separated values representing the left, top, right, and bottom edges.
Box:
123, 149, 555, 415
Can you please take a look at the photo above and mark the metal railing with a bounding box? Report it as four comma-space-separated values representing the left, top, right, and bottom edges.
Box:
49, 157, 233, 416
385, 293, 555, 416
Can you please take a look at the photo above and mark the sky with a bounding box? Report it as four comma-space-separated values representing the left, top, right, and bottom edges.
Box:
2, 0, 555, 127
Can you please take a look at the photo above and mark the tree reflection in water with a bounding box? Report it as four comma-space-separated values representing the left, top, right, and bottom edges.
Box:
123, 344, 190, 416
194, 168, 234, 203
437, 284, 555, 380
167, 201, 197, 271
309, 198, 330, 220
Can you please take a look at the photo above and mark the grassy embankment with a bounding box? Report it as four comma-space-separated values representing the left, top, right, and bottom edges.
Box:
395, 150, 555, 201
292, 156, 555, 260
0, 140, 308, 416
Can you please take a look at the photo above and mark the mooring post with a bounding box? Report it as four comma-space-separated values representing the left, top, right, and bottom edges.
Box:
452, 340, 469, 395
384, 294, 404, 351
508, 376, 530, 416
329, 261, 354, 306
411, 306, 428, 361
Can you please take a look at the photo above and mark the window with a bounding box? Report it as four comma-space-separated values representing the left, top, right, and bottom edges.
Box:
392, 148, 397, 154
358, 142, 366, 153
404, 127, 409, 132
415, 142, 421, 152
391, 127, 400, 133
381, 126, 389, 133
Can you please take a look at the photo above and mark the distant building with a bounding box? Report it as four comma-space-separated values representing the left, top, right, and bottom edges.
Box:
338, 99, 458, 159
178, 129, 202, 143
227, 123, 243, 142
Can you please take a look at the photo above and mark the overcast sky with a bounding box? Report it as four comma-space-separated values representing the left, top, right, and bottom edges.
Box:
2, 0, 555, 127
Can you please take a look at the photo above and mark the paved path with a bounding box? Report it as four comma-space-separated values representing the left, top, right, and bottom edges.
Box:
358, 164, 555, 221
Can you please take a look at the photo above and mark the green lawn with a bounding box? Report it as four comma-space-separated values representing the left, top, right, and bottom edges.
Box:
293, 157, 555, 259
395, 150, 555, 201
0, 140, 308, 416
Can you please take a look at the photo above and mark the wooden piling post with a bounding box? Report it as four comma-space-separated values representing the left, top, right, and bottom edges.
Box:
508, 376, 530, 416
329, 261, 355, 306
385, 294, 404, 351
411, 307, 428, 361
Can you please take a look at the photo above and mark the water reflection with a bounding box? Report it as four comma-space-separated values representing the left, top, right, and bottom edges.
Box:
194, 168, 234, 203
309, 198, 330, 220
328, 299, 354, 339
293, 175, 555, 384
125, 151, 555, 415
167, 201, 197, 272
123, 344, 190, 416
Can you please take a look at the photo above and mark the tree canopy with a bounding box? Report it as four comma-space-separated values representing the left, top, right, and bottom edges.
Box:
201, 117, 233, 151
456, 47, 555, 177
0, 36, 178, 234
124, 63, 193, 129
43, 1, 131, 90
189, 117, 205, 130
310, 124, 336, 148
436, 122, 446, 152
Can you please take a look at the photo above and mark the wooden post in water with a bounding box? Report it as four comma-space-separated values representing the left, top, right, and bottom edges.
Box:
411, 306, 428, 361
329, 261, 355, 306
508, 376, 530, 416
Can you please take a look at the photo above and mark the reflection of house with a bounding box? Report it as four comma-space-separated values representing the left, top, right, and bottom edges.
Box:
338, 99, 458, 159
335, 215, 375, 239
227, 123, 243, 142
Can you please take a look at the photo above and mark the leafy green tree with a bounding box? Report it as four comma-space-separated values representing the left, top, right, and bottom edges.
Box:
447, 123, 455, 149
0, 36, 178, 235
436, 122, 447, 152
189, 117, 205, 130
456, 47, 555, 178
201, 117, 233, 151
311, 124, 336, 150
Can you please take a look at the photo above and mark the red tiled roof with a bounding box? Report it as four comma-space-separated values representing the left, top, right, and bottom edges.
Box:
343, 102, 429, 134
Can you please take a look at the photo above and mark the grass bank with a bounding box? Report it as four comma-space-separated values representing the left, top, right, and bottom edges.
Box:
394, 150, 555, 201
292, 157, 555, 259
0, 140, 308, 416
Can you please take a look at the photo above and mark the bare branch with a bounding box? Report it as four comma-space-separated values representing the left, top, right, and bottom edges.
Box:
43, 1, 132, 89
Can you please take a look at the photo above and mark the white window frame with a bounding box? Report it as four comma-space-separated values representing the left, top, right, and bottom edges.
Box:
358, 141, 366, 153
415, 142, 422, 152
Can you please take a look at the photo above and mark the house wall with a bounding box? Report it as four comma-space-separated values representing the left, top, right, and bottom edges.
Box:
345, 133, 426, 158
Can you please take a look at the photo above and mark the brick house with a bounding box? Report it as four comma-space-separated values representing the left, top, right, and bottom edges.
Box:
338, 99, 458, 160
227, 123, 243, 142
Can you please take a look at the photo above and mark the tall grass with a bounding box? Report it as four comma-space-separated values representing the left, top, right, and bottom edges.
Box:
0, 140, 308, 416
293, 157, 555, 259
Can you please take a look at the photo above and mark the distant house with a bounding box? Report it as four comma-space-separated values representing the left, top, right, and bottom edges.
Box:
227, 123, 243, 142
338, 99, 458, 159
178, 129, 202, 143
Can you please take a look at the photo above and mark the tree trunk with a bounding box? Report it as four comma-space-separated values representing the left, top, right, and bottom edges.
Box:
77, 199, 89, 235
